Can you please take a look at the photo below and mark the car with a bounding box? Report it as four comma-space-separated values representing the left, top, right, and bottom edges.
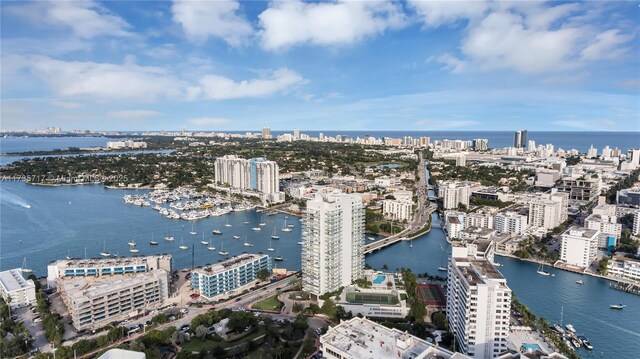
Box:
146, 320, 152, 326
235, 297, 242, 302
179, 325, 190, 332
34, 318, 42, 323
168, 316, 176, 321
180, 308, 189, 314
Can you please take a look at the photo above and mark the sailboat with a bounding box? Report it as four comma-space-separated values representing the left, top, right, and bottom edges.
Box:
252, 226, 261, 231
233, 235, 240, 239
207, 237, 215, 251
150, 233, 159, 245
218, 240, 228, 256
179, 237, 188, 250
66, 249, 72, 260
409, 238, 413, 248
100, 240, 111, 257
224, 217, 232, 227
281, 219, 292, 232
437, 253, 447, 271
268, 238, 275, 252
128, 239, 136, 247
129, 245, 139, 254
212, 228, 222, 235
200, 233, 209, 245
189, 223, 197, 235
243, 236, 254, 247
271, 227, 280, 239
537, 264, 551, 276
164, 229, 174, 241
21, 258, 33, 273
259, 216, 266, 226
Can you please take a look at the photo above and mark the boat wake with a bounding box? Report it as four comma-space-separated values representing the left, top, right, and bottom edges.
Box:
589, 316, 640, 338
0, 188, 31, 209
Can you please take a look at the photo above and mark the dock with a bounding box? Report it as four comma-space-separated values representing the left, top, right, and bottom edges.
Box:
609, 281, 640, 296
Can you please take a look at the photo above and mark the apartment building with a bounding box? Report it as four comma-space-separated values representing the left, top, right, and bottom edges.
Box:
0, 269, 36, 308
493, 211, 528, 235
382, 199, 413, 222
447, 243, 511, 359
58, 269, 169, 330
558, 176, 601, 203
320, 317, 471, 359
606, 256, 640, 281
439, 181, 477, 210
560, 227, 599, 268
302, 192, 365, 298
464, 212, 493, 229
584, 214, 622, 249
190, 254, 271, 300
633, 210, 640, 236
446, 211, 465, 239
528, 191, 568, 230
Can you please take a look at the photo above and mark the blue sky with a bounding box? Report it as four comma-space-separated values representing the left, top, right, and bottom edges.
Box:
1, 0, 639, 132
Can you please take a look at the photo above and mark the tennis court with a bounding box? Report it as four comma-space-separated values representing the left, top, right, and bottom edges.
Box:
417, 283, 445, 306
346, 292, 397, 304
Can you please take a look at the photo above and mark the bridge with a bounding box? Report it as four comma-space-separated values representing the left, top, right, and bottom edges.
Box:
364, 204, 438, 255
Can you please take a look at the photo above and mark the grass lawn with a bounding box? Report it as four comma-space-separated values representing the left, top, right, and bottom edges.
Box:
251, 295, 283, 311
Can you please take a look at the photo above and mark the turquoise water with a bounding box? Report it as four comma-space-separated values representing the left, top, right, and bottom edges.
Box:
523, 343, 542, 351
372, 274, 386, 284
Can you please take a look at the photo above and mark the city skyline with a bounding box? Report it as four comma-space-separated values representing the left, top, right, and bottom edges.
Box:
2, 1, 639, 132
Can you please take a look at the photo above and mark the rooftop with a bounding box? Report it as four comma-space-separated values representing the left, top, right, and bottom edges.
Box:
98, 349, 145, 359
193, 253, 268, 276
321, 317, 470, 359
0, 269, 35, 292
58, 270, 167, 302
562, 226, 599, 239
50, 254, 171, 269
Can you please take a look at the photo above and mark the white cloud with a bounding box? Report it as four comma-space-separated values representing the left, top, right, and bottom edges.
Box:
187, 117, 233, 126
419, 2, 635, 74
26, 56, 186, 101
580, 29, 635, 61
106, 110, 161, 121
7, 0, 131, 39
258, 0, 407, 51
427, 54, 467, 74
551, 119, 617, 130
144, 44, 177, 59
191, 68, 307, 100
172, 0, 253, 46
408, 0, 488, 27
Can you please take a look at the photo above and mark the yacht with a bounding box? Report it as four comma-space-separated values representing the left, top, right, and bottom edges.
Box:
565, 324, 576, 333
252, 227, 261, 231
571, 339, 581, 349
274, 254, 284, 261
609, 303, 625, 309
200, 234, 209, 245
576, 280, 584, 285
129, 247, 139, 254
437, 267, 447, 272
179, 237, 189, 250
536, 264, 551, 276
243, 236, 254, 247
367, 236, 376, 241
233, 235, 240, 239
100, 240, 111, 257
578, 336, 593, 350
553, 324, 565, 334
212, 229, 222, 235
218, 240, 228, 256
128, 239, 136, 247
271, 227, 280, 239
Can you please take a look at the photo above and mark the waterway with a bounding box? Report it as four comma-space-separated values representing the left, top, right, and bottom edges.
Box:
1, 148, 638, 357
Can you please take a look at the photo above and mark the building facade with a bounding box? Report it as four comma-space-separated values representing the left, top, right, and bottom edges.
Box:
0, 269, 36, 309
558, 176, 601, 203
560, 227, 599, 268
447, 244, 511, 359
584, 214, 622, 249
528, 191, 568, 230
302, 193, 365, 298
513, 130, 527, 149
191, 254, 271, 299
382, 199, 413, 222
634, 210, 640, 236
440, 181, 474, 210
493, 212, 528, 235
606, 256, 640, 281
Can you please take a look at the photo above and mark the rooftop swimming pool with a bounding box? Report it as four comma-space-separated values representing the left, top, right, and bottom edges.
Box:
372, 274, 386, 285
522, 343, 542, 352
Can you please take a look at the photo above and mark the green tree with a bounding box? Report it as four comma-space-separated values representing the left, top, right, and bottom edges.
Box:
195, 325, 208, 339
257, 269, 270, 281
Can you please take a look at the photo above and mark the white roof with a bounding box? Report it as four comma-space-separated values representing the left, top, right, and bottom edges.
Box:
0, 269, 35, 292
98, 349, 145, 359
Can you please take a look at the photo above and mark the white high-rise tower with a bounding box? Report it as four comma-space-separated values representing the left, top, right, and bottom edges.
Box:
301, 192, 365, 298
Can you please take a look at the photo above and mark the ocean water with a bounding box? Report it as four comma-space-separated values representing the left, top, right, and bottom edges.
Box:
0, 136, 124, 154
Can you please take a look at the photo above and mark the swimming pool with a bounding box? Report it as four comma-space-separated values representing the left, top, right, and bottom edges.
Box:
372, 275, 386, 285
522, 343, 542, 352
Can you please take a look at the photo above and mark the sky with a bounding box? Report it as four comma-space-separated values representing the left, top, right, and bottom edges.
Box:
1, 0, 639, 132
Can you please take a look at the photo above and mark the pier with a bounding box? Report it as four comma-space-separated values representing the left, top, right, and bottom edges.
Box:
610, 281, 640, 296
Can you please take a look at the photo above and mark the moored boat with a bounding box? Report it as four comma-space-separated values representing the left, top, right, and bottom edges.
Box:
610, 303, 625, 309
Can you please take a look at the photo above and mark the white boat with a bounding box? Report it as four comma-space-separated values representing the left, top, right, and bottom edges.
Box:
271, 227, 280, 239
268, 238, 275, 252
287, 223, 295, 228
129, 247, 139, 253
189, 223, 197, 235
274, 255, 284, 261
492, 261, 502, 267
281, 220, 292, 232
367, 236, 376, 241
576, 280, 584, 285
218, 240, 228, 256
100, 240, 111, 257
252, 227, 261, 231
243, 236, 254, 247
553, 324, 565, 334
233, 235, 240, 239
609, 303, 625, 309
537, 264, 551, 276
571, 339, 581, 349
224, 218, 232, 227
179, 237, 188, 250
297, 241, 304, 245
243, 221, 250, 224
66, 249, 72, 260
21, 258, 33, 273
565, 324, 576, 333
200, 234, 208, 245
127, 239, 136, 247
437, 266, 447, 272
149, 233, 158, 245
212, 229, 222, 235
